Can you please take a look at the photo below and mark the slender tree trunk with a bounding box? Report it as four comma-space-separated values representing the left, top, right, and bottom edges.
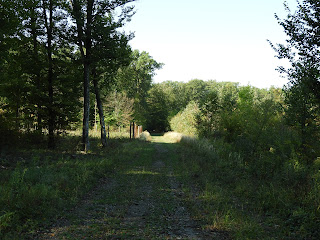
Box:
82, 0, 94, 151
71, 0, 94, 152
15, 102, 20, 131
43, 0, 55, 149
31, 9, 42, 132
47, 1, 55, 149
82, 62, 90, 151
94, 100, 97, 131
92, 73, 107, 147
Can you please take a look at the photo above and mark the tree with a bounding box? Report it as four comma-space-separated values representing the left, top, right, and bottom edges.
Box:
156, 81, 187, 118
270, 0, 320, 162
196, 90, 221, 138
104, 91, 134, 129
183, 79, 208, 104
270, 0, 320, 100
283, 71, 319, 162
68, 0, 135, 151
116, 50, 162, 98
0, 0, 82, 147
42, 0, 55, 148
0, 0, 20, 64
146, 84, 169, 132
170, 101, 199, 136
116, 50, 163, 126
91, 19, 133, 146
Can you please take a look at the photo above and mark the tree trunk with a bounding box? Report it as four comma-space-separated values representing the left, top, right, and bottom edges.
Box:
94, 100, 98, 131
15, 102, 20, 131
82, 62, 90, 151
72, 0, 94, 152
80, 0, 94, 151
31, 8, 42, 132
93, 75, 107, 147
43, 0, 55, 149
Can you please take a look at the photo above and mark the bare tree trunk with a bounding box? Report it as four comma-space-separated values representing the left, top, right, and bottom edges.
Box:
92, 73, 107, 147
81, 0, 94, 152
15, 102, 20, 131
94, 100, 98, 131
72, 0, 94, 152
31, 8, 42, 132
43, 0, 55, 149
82, 62, 90, 151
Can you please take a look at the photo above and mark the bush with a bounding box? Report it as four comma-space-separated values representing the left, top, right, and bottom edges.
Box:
170, 101, 199, 136
163, 132, 183, 143
139, 131, 152, 141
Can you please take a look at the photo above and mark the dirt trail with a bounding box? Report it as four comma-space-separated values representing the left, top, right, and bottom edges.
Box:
39, 137, 228, 239
152, 143, 202, 239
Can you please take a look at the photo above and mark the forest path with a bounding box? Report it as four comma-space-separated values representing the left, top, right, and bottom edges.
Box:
39, 136, 229, 239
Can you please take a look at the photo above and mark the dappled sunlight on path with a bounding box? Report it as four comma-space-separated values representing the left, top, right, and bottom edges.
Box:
151, 132, 183, 144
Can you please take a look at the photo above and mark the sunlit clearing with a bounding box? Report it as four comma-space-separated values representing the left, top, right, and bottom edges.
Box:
151, 132, 184, 143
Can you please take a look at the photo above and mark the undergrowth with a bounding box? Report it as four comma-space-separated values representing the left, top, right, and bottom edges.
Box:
172, 134, 320, 239
0, 131, 129, 239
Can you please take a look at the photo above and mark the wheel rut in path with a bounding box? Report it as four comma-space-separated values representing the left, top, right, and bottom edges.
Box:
151, 143, 202, 239
38, 139, 228, 239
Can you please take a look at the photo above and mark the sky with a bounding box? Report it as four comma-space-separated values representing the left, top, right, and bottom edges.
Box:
122, 0, 297, 89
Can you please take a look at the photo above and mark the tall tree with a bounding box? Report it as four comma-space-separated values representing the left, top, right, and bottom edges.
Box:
104, 91, 134, 129
1, 0, 82, 144
116, 50, 163, 126
0, 0, 20, 64
270, 0, 320, 162
30, 0, 43, 131
146, 84, 169, 132
270, 0, 320, 97
42, 0, 55, 148
1, 0, 46, 131
91, 9, 133, 146
68, 0, 135, 151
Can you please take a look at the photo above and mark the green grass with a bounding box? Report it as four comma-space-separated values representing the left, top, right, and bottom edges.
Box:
169, 134, 320, 239
0, 131, 183, 239
2, 131, 320, 239
0, 132, 129, 239
37, 135, 185, 239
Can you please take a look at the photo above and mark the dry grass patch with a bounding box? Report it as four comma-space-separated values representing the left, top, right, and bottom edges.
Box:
163, 132, 183, 143
139, 131, 152, 141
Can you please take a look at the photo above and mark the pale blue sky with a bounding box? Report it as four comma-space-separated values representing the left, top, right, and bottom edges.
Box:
123, 0, 297, 88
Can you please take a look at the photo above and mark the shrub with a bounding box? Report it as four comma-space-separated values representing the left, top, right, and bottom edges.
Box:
170, 101, 199, 136
163, 132, 183, 143
139, 131, 152, 141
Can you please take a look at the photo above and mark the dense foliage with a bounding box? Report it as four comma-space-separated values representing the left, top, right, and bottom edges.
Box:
269, 0, 320, 164
0, 0, 165, 149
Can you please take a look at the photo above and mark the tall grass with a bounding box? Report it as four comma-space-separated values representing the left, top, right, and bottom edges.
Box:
0, 131, 128, 238
172, 133, 320, 239
68, 129, 130, 139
